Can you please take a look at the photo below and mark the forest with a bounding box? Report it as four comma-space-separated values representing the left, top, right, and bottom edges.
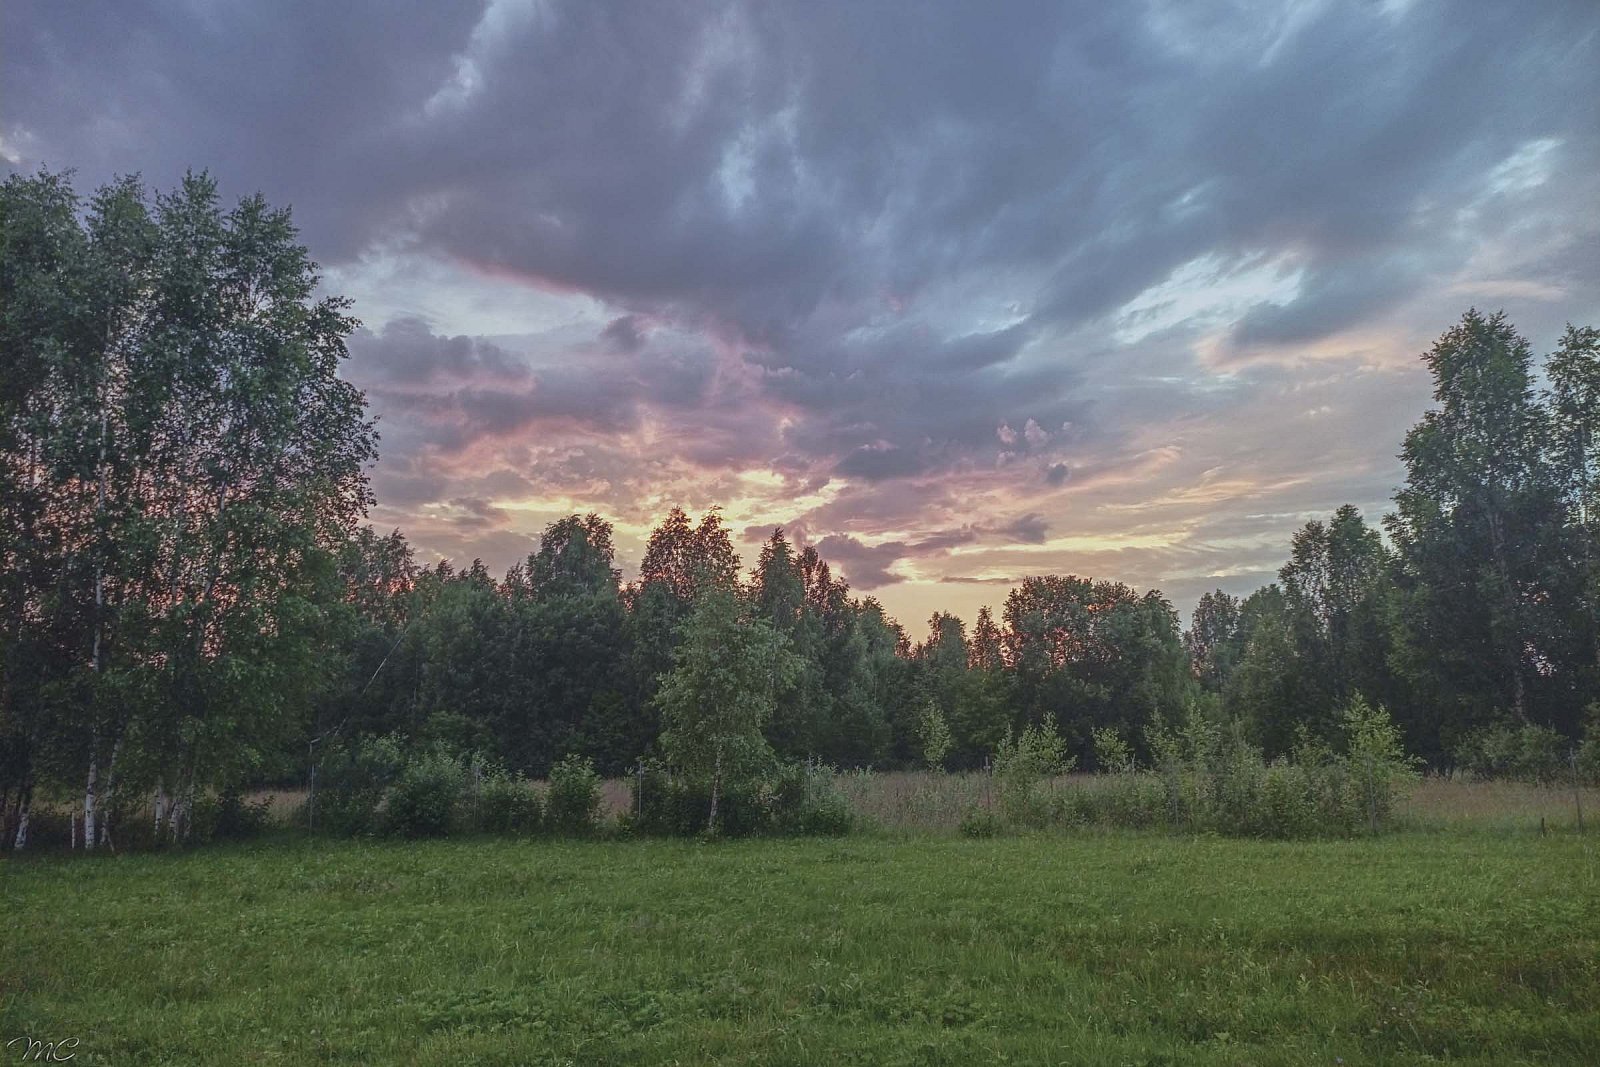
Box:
3, 171, 1599, 849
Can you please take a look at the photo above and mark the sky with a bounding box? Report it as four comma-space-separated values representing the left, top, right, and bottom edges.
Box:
5, 0, 1598, 637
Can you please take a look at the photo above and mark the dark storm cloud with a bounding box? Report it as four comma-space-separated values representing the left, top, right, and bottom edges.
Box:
7, 0, 1598, 615
993, 513, 1050, 545
600, 315, 646, 353
813, 535, 908, 590
14, 0, 1595, 470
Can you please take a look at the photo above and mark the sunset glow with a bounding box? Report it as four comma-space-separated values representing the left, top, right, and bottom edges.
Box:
7, 0, 1596, 634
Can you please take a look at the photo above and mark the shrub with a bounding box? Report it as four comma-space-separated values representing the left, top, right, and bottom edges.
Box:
1340, 696, 1420, 833
546, 755, 602, 835
1091, 726, 1135, 775
633, 772, 769, 837
770, 762, 854, 836
313, 734, 407, 836
958, 806, 1003, 838
1070, 773, 1167, 830
1454, 722, 1568, 784
213, 787, 273, 840
474, 771, 542, 835
1257, 762, 1316, 839
632, 760, 854, 837
1580, 705, 1600, 784
385, 751, 467, 838
992, 724, 1073, 829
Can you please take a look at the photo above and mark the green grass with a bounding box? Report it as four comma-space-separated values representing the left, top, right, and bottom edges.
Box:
4, 832, 1598, 1065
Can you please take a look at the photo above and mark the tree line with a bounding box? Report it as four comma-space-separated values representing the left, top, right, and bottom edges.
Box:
2, 172, 1597, 849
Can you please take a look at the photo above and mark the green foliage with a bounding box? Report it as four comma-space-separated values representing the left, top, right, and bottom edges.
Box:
915, 700, 953, 770
631, 760, 853, 837
189, 787, 274, 844
1580, 705, 1600, 784
1454, 722, 1570, 783
1091, 725, 1135, 774
1388, 310, 1569, 742
0, 170, 375, 845
1058, 698, 1419, 839
545, 755, 602, 836
654, 588, 803, 831
313, 735, 407, 836
991, 724, 1073, 828
957, 806, 1003, 838
632, 773, 770, 838
385, 752, 468, 838
768, 762, 855, 836
1340, 695, 1422, 833
472, 771, 542, 835
1002, 577, 1193, 761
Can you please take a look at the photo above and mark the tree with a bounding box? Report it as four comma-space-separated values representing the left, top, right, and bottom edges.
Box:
654, 588, 802, 832
1387, 310, 1562, 740
1002, 576, 1190, 759
750, 528, 827, 758
624, 506, 745, 756
1546, 325, 1600, 688
0, 171, 375, 847
1185, 590, 1241, 690
1224, 585, 1308, 756
526, 513, 620, 600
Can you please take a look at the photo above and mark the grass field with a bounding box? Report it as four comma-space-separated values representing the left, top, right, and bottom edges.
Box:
4, 831, 1597, 1065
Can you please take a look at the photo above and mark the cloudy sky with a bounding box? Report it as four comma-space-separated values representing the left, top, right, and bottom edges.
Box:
6, 1, 1598, 633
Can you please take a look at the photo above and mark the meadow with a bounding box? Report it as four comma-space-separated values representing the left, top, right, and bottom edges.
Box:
4, 810, 1598, 1065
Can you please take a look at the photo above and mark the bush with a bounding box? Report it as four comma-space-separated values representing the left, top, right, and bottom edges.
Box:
770, 762, 854, 836
313, 735, 407, 835
385, 751, 467, 838
1091, 726, 1135, 775
1340, 695, 1421, 833
916, 701, 953, 770
633, 772, 769, 837
1042, 697, 1419, 839
1580, 705, 1600, 784
546, 755, 602, 836
1257, 762, 1317, 839
992, 725, 1073, 829
1067, 773, 1167, 830
959, 806, 1003, 838
473, 771, 542, 835
213, 787, 273, 841
1454, 722, 1569, 784
631, 760, 854, 837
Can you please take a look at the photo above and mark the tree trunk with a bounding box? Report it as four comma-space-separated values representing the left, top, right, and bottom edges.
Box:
84, 402, 109, 851
154, 780, 170, 842
708, 744, 723, 834
83, 746, 99, 852
13, 780, 32, 851
98, 735, 123, 849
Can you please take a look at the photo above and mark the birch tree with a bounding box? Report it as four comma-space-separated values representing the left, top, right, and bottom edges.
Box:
0, 171, 374, 848
654, 588, 801, 832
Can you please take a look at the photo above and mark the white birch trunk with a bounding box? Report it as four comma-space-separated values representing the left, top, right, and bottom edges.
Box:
14, 804, 29, 851
154, 781, 170, 842
83, 750, 99, 852
84, 403, 109, 852
98, 736, 123, 849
